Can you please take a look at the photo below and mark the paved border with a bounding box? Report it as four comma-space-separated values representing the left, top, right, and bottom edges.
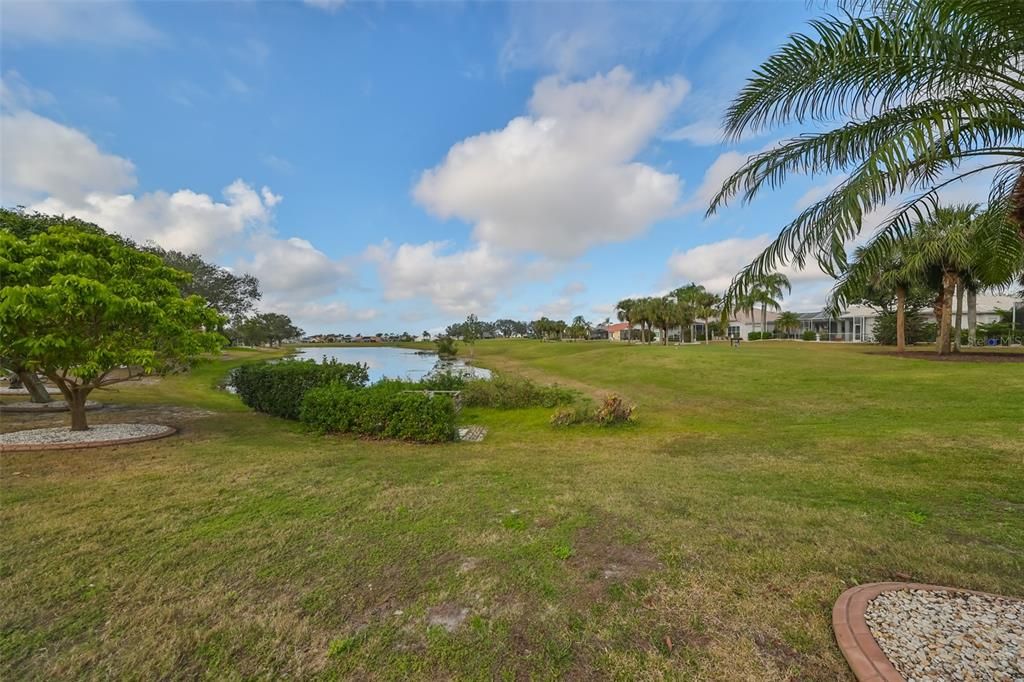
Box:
0, 424, 177, 452
832, 581, 1020, 681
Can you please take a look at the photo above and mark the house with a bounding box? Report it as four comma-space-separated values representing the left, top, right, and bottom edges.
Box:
604, 322, 632, 341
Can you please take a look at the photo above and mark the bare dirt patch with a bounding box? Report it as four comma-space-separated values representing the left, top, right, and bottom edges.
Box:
426, 603, 470, 632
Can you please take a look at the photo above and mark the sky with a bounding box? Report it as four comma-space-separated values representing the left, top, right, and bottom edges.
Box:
2, 0, 871, 334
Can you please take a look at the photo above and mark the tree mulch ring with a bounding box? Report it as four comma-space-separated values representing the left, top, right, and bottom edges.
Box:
0, 386, 63, 396
0, 400, 103, 414
833, 582, 1023, 682
874, 350, 1024, 363
0, 423, 177, 452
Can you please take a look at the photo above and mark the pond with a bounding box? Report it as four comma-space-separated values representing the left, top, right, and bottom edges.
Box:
291, 346, 491, 384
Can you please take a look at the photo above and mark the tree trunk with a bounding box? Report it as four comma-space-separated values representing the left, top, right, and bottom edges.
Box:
19, 370, 52, 403
895, 286, 907, 354
953, 281, 964, 352
967, 289, 977, 347
761, 305, 767, 339
937, 270, 957, 356
68, 389, 93, 431
705, 321, 710, 344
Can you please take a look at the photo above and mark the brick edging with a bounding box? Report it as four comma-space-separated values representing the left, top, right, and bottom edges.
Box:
832, 582, 1022, 681
0, 424, 177, 452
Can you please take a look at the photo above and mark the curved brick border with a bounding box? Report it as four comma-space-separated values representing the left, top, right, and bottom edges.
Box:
0, 424, 177, 453
0, 400, 103, 414
832, 581, 1021, 681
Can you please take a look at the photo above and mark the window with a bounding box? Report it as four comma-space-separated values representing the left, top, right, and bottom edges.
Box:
728, 325, 740, 338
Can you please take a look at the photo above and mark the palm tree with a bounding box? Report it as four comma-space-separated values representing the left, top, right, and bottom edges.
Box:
616, 298, 637, 343
708, 0, 1024, 300
694, 291, 722, 343
776, 311, 800, 339
671, 283, 705, 342
829, 242, 919, 353
749, 273, 791, 339
902, 204, 1022, 354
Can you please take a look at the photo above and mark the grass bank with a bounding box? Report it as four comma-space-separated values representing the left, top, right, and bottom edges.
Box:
2, 340, 1021, 679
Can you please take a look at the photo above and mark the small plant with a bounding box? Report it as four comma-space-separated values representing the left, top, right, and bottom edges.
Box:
551, 395, 634, 427
549, 400, 594, 426
593, 394, 635, 425
801, 330, 817, 341
552, 542, 573, 560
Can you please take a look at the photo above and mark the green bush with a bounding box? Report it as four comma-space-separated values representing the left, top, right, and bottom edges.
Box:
872, 311, 930, 345
300, 383, 456, 443
433, 337, 458, 357
419, 370, 468, 391
232, 359, 368, 420
460, 374, 577, 408
801, 330, 817, 341
747, 331, 762, 341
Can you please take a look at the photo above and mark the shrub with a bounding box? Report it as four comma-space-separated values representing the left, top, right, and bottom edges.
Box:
461, 374, 577, 409
419, 370, 468, 391
801, 329, 817, 341
232, 358, 368, 420
747, 331, 762, 340
300, 383, 456, 443
550, 394, 635, 427
593, 394, 635, 425
872, 311, 929, 345
434, 336, 458, 357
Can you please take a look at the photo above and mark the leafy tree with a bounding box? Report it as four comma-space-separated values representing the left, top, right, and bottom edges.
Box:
708, 0, 1024, 300
616, 298, 638, 343
0, 226, 225, 430
0, 207, 111, 240
569, 315, 591, 340
143, 246, 261, 323
422, 330, 431, 340
434, 336, 458, 357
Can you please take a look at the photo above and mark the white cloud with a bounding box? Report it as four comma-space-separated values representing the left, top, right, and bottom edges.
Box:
414, 67, 688, 258
561, 280, 586, 296
664, 118, 723, 146
0, 70, 55, 110
534, 297, 577, 320
0, 110, 137, 204
682, 150, 747, 213
367, 241, 519, 317
0, 1, 161, 47
224, 73, 250, 95
239, 236, 353, 299
32, 180, 280, 257
302, 0, 347, 12
667, 234, 830, 294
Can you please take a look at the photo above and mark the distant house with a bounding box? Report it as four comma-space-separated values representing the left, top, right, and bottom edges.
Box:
604, 322, 632, 341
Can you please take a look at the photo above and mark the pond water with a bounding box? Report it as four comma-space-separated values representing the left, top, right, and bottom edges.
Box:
291, 346, 491, 384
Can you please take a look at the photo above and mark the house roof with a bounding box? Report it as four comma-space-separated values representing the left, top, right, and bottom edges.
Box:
604, 322, 631, 332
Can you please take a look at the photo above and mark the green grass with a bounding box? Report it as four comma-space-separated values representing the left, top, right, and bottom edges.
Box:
2, 340, 1022, 679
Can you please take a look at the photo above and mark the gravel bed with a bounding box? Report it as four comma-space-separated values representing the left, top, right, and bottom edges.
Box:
0, 400, 101, 413
865, 588, 1023, 681
0, 423, 172, 447
0, 386, 62, 395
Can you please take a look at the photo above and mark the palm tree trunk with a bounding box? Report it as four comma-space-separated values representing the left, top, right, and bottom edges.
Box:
705, 321, 710, 344
953, 281, 964, 352
761, 305, 767, 339
937, 270, 957, 355
895, 286, 906, 354
967, 289, 977, 347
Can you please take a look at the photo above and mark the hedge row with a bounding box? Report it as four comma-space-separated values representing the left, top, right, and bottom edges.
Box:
232, 359, 368, 420
300, 383, 456, 443
459, 374, 577, 408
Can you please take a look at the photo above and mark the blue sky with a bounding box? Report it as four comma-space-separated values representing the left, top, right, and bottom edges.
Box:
1, 0, 847, 333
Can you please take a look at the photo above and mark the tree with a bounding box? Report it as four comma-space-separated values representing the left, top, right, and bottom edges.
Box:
775, 311, 801, 339
708, 0, 1024, 301
748, 273, 791, 339
616, 298, 638, 343
901, 205, 1022, 354
569, 315, 591, 340
144, 246, 261, 324
0, 226, 224, 430
693, 291, 722, 343
422, 330, 431, 340
462, 314, 480, 355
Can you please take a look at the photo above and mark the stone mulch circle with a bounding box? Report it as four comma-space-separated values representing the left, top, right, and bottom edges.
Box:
0, 400, 103, 414
0, 424, 177, 452
0, 386, 63, 396
457, 425, 487, 442
833, 582, 1023, 682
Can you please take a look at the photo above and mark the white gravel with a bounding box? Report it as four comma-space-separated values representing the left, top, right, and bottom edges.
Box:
865, 588, 1024, 681
0, 423, 172, 447
0, 386, 62, 395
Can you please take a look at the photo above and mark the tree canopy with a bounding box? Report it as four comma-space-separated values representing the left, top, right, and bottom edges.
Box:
143, 245, 262, 323
0, 226, 225, 429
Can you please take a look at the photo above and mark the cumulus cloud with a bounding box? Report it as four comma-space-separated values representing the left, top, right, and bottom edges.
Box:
666, 234, 830, 293
32, 181, 281, 257
262, 300, 377, 327
0, 1, 161, 46
239, 236, 353, 299
414, 67, 688, 258
1, 110, 137, 204
366, 241, 519, 316
681, 150, 747, 213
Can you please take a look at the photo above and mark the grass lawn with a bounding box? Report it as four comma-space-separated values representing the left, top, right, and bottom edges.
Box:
2, 341, 1022, 679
